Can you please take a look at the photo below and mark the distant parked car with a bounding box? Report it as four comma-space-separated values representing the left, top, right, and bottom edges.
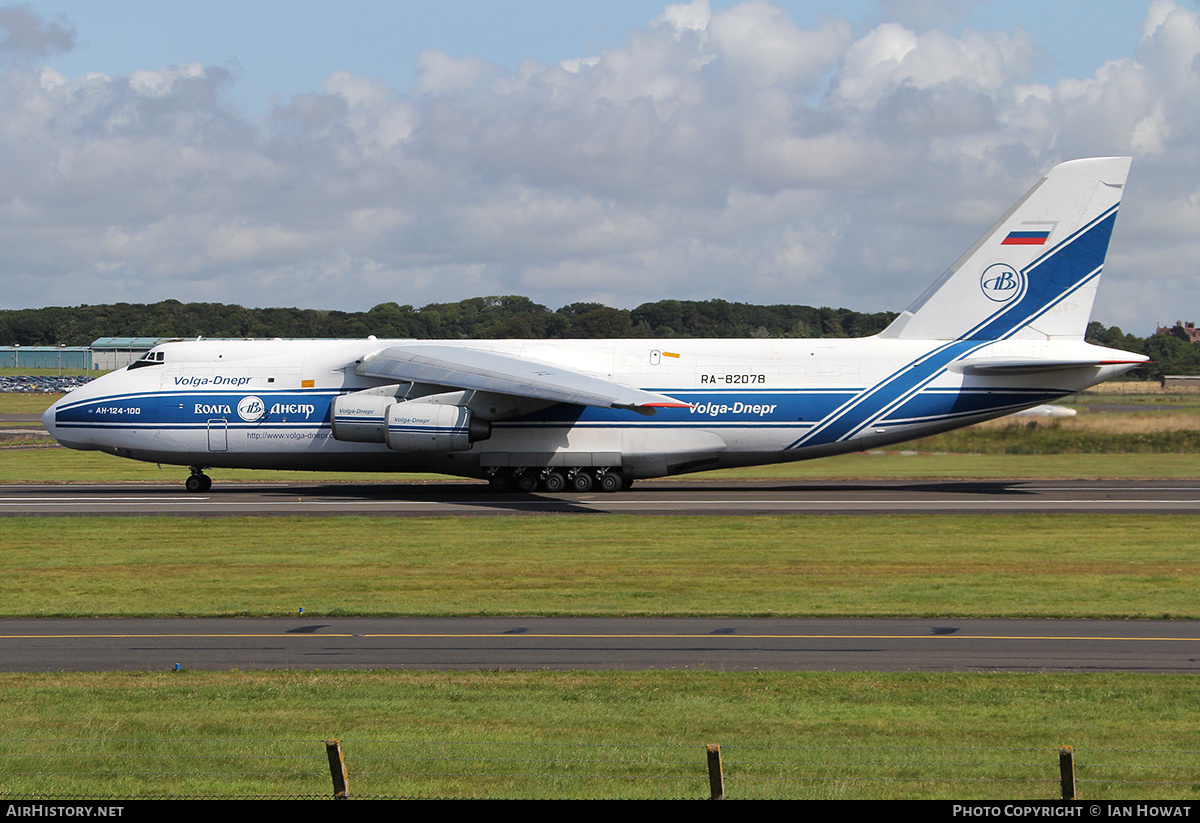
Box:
0, 375, 93, 393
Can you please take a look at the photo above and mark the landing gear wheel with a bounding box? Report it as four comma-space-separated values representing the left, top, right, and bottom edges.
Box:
514, 471, 538, 493
597, 471, 623, 493
488, 472, 513, 493
569, 470, 594, 493
540, 470, 566, 493
185, 473, 211, 493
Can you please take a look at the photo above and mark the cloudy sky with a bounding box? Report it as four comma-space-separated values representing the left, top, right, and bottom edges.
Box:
2, 1, 1198, 335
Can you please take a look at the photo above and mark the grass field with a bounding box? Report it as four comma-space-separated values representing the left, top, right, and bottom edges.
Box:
0, 393, 60, 414
7, 445, 1200, 484
3, 514, 1198, 619
2, 670, 1196, 800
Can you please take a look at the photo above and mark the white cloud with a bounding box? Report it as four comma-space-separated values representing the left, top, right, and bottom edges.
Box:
708, 1, 853, 90
0, 1, 1198, 337
0, 3, 74, 61
413, 49, 498, 95
832, 24, 1036, 103
655, 0, 712, 35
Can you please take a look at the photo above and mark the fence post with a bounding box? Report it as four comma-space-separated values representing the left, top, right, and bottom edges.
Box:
326, 739, 350, 799
1059, 746, 1076, 800
707, 744, 725, 800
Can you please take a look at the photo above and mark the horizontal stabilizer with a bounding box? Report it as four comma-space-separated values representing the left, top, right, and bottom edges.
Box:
952, 357, 1147, 375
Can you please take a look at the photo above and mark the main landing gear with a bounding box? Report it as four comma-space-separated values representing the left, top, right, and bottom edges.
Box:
185, 467, 212, 493
487, 468, 630, 494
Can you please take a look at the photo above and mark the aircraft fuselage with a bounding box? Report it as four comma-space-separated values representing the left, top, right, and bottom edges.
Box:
44, 335, 1139, 483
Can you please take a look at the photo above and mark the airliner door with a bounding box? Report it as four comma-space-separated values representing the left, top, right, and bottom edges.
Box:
207, 418, 228, 452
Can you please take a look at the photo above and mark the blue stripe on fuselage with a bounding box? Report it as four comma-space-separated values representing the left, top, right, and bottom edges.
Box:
53, 389, 337, 429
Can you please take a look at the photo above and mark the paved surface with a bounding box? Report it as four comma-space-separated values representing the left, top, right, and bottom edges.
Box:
0, 413, 49, 441
3, 478, 1200, 516
2, 616, 1197, 673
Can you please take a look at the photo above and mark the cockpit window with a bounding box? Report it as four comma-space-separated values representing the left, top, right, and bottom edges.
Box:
128, 350, 165, 370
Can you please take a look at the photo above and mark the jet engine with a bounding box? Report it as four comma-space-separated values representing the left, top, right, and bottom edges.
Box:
329, 393, 390, 443
331, 393, 490, 452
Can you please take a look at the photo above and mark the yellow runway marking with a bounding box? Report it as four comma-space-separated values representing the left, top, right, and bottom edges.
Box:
0, 633, 1195, 642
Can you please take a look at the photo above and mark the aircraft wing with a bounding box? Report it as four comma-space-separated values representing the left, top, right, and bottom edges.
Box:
355, 345, 690, 411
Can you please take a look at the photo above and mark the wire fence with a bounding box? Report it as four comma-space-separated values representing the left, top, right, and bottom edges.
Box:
3, 738, 1200, 800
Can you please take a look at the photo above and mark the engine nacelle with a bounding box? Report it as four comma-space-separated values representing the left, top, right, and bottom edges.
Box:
330, 393, 391, 443
332, 390, 492, 450
386, 400, 490, 452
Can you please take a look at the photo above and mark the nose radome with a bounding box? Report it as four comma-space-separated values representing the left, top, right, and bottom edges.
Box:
41, 398, 58, 439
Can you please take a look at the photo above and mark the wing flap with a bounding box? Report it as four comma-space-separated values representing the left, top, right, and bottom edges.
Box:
355, 345, 690, 410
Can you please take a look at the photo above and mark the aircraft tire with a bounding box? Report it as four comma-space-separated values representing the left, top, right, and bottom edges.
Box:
514, 471, 538, 493
185, 474, 210, 493
541, 470, 566, 493
488, 473, 513, 493
569, 470, 594, 493
597, 471, 623, 493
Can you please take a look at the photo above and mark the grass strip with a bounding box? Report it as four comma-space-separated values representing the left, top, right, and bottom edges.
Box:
3, 514, 1198, 618
0, 394, 60, 414
0, 670, 1196, 800
912, 425, 1200, 454
5, 447, 1200, 483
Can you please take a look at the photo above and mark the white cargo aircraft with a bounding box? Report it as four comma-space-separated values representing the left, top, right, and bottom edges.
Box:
44, 157, 1146, 493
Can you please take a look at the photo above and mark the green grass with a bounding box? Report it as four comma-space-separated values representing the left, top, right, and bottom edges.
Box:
1, 670, 1197, 799
909, 426, 1200, 454
0, 393, 59, 414
691, 451, 1200, 479
6, 445, 1200, 484
3, 514, 1198, 619
0, 447, 450, 484
1068, 391, 1200, 408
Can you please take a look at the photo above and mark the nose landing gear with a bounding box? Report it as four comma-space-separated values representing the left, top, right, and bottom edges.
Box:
185, 468, 212, 493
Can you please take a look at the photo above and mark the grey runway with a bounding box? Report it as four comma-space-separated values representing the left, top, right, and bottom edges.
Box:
3, 478, 1200, 516
1, 617, 1197, 673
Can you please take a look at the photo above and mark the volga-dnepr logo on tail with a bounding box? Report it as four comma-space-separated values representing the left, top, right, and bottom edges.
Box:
44, 157, 1146, 494
980, 263, 1023, 303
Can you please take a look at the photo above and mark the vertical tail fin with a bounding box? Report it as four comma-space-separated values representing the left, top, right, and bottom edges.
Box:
880, 157, 1132, 341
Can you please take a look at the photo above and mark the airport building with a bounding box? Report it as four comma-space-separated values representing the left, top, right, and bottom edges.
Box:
0, 345, 92, 370
2, 338, 182, 371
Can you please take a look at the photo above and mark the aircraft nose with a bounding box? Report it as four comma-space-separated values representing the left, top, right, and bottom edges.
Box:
41, 398, 59, 439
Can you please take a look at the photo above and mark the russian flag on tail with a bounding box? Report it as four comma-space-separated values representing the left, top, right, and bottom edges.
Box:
1001, 229, 1052, 245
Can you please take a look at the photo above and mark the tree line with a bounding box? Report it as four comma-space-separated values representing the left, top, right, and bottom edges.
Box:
0, 297, 896, 346
0, 298, 1188, 380
1085, 321, 1198, 381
